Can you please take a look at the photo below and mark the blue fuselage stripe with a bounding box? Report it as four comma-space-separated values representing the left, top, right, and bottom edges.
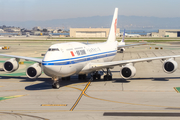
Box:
42, 50, 117, 66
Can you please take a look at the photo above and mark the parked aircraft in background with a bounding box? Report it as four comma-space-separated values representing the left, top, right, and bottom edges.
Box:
126, 34, 140, 37
0, 8, 180, 89
117, 29, 146, 53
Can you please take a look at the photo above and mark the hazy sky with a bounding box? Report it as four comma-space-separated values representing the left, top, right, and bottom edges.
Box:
0, 0, 180, 21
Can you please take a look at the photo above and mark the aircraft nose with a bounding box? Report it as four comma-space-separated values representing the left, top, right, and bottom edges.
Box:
42, 65, 61, 77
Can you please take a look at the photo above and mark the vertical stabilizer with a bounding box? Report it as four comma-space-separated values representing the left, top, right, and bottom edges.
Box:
107, 8, 118, 43
121, 29, 125, 42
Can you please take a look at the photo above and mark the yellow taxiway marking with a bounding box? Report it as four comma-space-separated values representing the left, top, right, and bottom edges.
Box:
67, 82, 87, 86
83, 93, 176, 108
70, 80, 91, 111
67, 84, 180, 109
65, 86, 83, 91
174, 87, 180, 93
41, 104, 67, 106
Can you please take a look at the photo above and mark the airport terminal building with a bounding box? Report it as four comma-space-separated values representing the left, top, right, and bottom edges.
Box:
152, 29, 180, 37
70, 28, 120, 37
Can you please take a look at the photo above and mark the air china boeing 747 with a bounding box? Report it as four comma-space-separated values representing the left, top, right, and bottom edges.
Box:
0, 8, 180, 89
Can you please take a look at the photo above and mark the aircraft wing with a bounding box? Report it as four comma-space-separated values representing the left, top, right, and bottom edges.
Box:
0, 54, 42, 63
86, 55, 180, 71
117, 42, 147, 48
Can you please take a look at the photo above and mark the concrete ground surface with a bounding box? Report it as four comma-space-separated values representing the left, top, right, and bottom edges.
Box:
0, 41, 180, 119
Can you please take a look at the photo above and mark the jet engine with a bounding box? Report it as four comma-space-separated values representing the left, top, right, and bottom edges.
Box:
163, 58, 178, 73
26, 63, 42, 79
3, 58, 19, 73
120, 63, 136, 79
118, 48, 125, 53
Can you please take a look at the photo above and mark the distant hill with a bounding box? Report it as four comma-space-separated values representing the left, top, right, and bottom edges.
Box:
0, 15, 180, 29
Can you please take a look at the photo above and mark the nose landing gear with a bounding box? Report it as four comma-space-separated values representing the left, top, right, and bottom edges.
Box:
52, 77, 60, 89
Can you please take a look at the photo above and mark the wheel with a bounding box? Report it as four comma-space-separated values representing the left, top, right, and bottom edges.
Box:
52, 82, 60, 89
104, 75, 112, 81
52, 84, 56, 88
93, 75, 96, 80
104, 75, 108, 81
108, 75, 112, 80
97, 74, 101, 80
55, 83, 60, 89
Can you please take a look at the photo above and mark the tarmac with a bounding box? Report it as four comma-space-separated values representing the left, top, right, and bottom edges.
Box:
0, 40, 180, 120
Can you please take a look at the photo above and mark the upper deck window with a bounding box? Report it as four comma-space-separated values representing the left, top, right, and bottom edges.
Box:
48, 48, 59, 51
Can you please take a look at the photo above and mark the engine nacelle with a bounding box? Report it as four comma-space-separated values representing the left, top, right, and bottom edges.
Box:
120, 48, 125, 53
26, 63, 42, 79
163, 58, 178, 73
118, 48, 125, 53
3, 58, 19, 73
120, 63, 136, 79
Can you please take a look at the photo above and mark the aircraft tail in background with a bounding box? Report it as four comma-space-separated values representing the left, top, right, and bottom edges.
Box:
121, 29, 125, 43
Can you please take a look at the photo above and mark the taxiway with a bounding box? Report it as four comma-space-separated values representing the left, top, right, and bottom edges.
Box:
0, 41, 180, 120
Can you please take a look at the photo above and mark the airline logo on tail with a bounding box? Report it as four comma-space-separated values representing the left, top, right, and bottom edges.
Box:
106, 8, 118, 43
114, 18, 117, 35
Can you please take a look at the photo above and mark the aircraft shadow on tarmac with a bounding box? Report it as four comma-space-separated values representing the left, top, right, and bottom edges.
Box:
0, 75, 180, 90
0, 75, 94, 90
109, 71, 180, 82
113, 77, 180, 83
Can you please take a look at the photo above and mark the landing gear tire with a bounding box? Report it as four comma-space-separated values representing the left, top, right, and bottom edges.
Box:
97, 74, 101, 80
104, 75, 108, 81
108, 75, 112, 80
93, 75, 96, 80
92, 73, 101, 80
103, 68, 112, 81
103, 75, 112, 81
52, 81, 60, 89
52, 77, 60, 89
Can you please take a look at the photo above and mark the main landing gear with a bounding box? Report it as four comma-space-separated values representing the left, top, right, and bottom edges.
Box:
103, 68, 112, 81
78, 74, 86, 81
91, 68, 112, 81
52, 77, 60, 89
92, 71, 101, 80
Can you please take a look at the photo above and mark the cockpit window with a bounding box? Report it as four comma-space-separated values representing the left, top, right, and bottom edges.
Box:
52, 48, 59, 51
48, 48, 59, 51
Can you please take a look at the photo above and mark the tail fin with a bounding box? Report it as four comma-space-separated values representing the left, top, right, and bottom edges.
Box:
107, 8, 118, 43
121, 29, 125, 42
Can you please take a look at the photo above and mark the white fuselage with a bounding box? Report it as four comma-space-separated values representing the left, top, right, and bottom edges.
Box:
42, 41, 118, 78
